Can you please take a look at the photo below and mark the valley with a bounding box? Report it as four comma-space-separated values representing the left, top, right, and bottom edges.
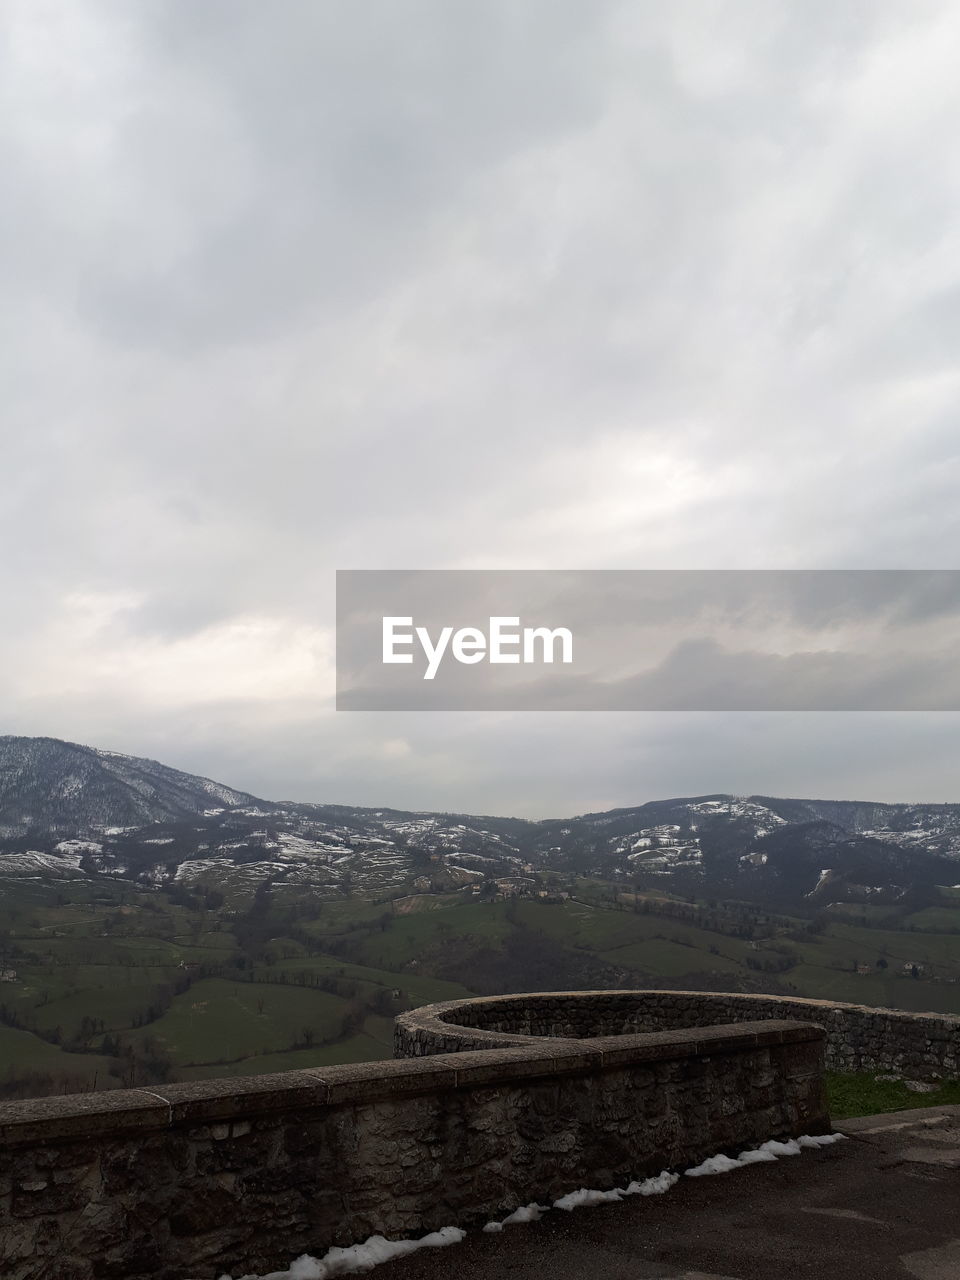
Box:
1, 862, 958, 1099
1, 735, 959, 1098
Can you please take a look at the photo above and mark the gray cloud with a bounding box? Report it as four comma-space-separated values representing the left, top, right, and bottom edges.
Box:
3, 0, 960, 815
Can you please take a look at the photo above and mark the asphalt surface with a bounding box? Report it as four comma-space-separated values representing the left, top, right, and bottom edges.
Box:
377, 1107, 960, 1280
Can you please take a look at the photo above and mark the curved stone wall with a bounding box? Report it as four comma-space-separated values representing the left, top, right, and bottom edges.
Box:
0, 1019, 828, 1280
395, 989, 960, 1078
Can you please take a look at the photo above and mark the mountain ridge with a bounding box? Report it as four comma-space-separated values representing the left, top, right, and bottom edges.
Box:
0, 735, 260, 837
1, 735, 959, 911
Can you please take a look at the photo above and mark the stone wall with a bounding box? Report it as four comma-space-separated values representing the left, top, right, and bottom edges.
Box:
0, 1019, 826, 1280
395, 989, 960, 1078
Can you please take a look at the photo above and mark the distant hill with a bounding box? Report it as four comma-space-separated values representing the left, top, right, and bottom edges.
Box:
0, 736, 260, 837
1, 735, 959, 910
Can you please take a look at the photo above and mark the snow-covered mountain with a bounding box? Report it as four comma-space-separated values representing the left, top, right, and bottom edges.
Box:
1, 737, 959, 908
0, 736, 258, 836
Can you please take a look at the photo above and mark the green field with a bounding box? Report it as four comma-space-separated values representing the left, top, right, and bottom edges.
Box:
0, 1025, 114, 1083
827, 1072, 960, 1118
123, 978, 349, 1064
2, 871, 959, 1099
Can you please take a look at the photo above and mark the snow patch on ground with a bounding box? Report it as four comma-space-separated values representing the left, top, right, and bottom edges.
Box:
554, 1169, 680, 1210
225, 1133, 846, 1279
685, 1133, 843, 1177
219, 1227, 466, 1279
483, 1203, 550, 1231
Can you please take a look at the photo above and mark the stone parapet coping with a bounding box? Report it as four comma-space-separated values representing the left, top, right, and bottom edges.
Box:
412, 988, 960, 1024
395, 989, 960, 1050
0, 1018, 819, 1147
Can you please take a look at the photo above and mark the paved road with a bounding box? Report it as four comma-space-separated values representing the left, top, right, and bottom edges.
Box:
377, 1107, 960, 1280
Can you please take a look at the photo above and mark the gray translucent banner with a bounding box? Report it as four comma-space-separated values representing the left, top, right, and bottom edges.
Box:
336, 570, 960, 711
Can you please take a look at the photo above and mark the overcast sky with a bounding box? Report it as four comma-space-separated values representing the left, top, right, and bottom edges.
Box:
4, 0, 960, 817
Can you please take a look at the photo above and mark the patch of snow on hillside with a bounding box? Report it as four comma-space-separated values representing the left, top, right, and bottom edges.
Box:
687, 800, 787, 831
806, 868, 834, 897
861, 827, 960, 860
174, 859, 287, 885
622, 834, 703, 873
87, 857, 129, 877
739, 852, 768, 868
54, 839, 102, 855
0, 850, 85, 878
276, 834, 350, 861
614, 824, 703, 873
195, 779, 250, 805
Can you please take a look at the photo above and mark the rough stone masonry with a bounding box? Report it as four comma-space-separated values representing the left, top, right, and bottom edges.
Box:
0, 1011, 827, 1280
